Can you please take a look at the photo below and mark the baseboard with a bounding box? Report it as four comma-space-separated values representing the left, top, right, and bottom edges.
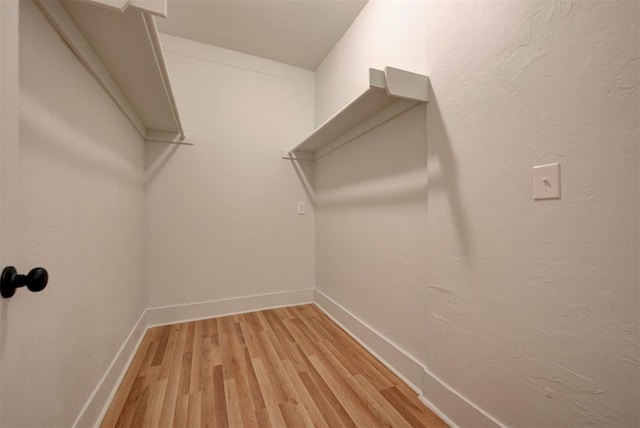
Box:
421, 368, 503, 428
144, 288, 315, 327
76, 287, 500, 428
73, 310, 148, 428
314, 288, 502, 428
313, 289, 425, 393
74, 288, 314, 427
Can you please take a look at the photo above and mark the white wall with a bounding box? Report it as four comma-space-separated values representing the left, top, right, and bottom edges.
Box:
425, 1, 638, 426
145, 35, 315, 308
0, 1, 147, 426
314, 0, 426, 125
314, 0, 431, 374
314, 0, 639, 426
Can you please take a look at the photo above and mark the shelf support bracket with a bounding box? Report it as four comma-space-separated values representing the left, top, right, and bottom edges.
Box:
281, 149, 314, 161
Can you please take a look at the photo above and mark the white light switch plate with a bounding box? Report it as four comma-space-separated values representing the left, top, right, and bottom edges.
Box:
533, 163, 561, 200
297, 201, 306, 215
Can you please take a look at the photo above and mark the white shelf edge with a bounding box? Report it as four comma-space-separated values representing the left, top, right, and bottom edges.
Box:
281, 149, 314, 161
314, 98, 419, 160
286, 66, 429, 160
144, 130, 191, 144
80, 0, 129, 13
35, 0, 147, 138
142, 13, 185, 138
81, 0, 168, 18
35, 0, 186, 145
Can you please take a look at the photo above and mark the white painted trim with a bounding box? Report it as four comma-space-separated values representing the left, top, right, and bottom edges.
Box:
81, 0, 129, 14
130, 0, 167, 18
75, 287, 500, 428
313, 289, 425, 393
82, 0, 168, 18
314, 288, 502, 428
419, 393, 461, 428
73, 289, 313, 426
384, 66, 430, 102
34, 0, 147, 138
72, 311, 148, 428
144, 130, 188, 144
281, 148, 314, 161
312, 99, 418, 160
35, 0, 186, 145
422, 368, 504, 428
142, 15, 185, 139
287, 66, 429, 159
145, 288, 315, 327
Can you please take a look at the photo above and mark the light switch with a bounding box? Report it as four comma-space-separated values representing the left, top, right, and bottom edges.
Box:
533, 163, 561, 200
297, 201, 306, 215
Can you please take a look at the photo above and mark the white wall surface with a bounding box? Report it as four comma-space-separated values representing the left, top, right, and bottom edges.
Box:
425, 1, 638, 426
1, 1, 147, 426
145, 35, 315, 307
315, 104, 430, 362
314, 0, 427, 125
315, 0, 639, 426
315, 0, 431, 373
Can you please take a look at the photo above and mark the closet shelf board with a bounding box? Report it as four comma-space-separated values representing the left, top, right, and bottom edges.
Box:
285, 67, 429, 160
35, 0, 187, 144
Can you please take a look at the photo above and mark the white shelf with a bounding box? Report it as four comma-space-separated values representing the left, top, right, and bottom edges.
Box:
284, 67, 429, 160
35, 0, 188, 144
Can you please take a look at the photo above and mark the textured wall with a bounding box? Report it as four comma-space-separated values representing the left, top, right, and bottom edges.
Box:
145, 35, 315, 307
425, 1, 638, 425
315, 0, 639, 426
1, 1, 146, 426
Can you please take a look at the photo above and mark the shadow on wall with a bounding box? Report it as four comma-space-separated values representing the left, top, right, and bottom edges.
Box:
289, 158, 315, 204
287, 93, 475, 263
20, 90, 144, 185
305, 105, 430, 210
426, 93, 473, 260
290, 99, 471, 261
145, 140, 181, 185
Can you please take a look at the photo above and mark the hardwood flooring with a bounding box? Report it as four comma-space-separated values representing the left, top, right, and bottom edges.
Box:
101, 304, 448, 427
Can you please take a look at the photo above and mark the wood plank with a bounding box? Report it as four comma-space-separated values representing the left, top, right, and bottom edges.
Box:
251, 358, 288, 427
213, 365, 229, 428
158, 323, 187, 425
223, 378, 243, 428
172, 393, 188, 427
100, 329, 155, 426
187, 391, 202, 427
200, 383, 216, 427
190, 320, 203, 393
101, 305, 448, 428
308, 353, 383, 427
142, 377, 167, 427
280, 358, 329, 428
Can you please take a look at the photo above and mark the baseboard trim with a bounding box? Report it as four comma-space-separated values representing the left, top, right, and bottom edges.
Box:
421, 368, 503, 428
76, 287, 500, 428
73, 310, 148, 428
75, 288, 314, 427
312, 289, 425, 394
145, 288, 315, 327
314, 288, 502, 428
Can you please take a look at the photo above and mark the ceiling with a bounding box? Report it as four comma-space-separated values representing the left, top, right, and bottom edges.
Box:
156, 0, 368, 70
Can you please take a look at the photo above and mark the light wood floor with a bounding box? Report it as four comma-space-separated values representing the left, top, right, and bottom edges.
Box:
102, 304, 448, 427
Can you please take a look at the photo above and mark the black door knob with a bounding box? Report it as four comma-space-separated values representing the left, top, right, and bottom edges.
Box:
1, 266, 48, 298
